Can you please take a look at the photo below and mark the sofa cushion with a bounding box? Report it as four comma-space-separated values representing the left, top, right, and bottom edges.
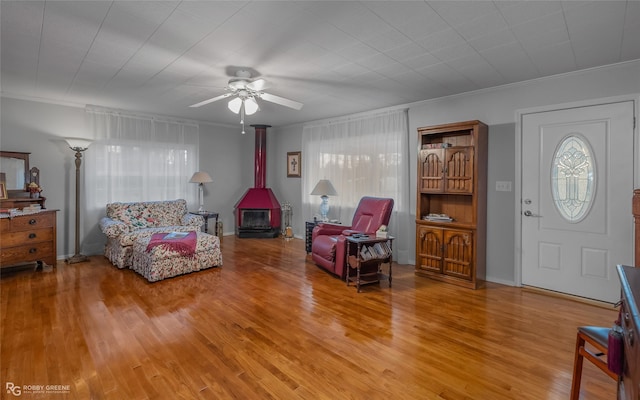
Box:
149, 200, 187, 226
108, 202, 158, 229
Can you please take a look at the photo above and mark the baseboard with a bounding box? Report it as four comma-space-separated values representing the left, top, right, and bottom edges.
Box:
485, 276, 516, 286
522, 285, 616, 309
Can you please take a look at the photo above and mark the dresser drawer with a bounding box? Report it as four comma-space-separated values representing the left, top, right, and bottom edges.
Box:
1, 228, 53, 247
1, 242, 54, 266
0, 212, 55, 233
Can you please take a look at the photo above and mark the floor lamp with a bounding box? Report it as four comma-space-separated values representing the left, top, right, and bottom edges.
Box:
65, 138, 92, 264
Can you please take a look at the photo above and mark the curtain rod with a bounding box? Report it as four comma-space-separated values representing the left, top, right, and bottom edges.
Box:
85, 105, 199, 127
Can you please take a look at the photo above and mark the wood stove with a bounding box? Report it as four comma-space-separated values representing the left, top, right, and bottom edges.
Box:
235, 125, 281, 238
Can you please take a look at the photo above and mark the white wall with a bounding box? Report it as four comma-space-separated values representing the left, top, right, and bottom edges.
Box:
198, 122, 254, 235
269, 124, 304, 237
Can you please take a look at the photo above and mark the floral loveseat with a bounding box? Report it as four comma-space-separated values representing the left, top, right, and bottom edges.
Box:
99, 199, 204, 269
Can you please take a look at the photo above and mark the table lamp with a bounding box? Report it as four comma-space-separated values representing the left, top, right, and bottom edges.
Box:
190, 171, 213, 212
310, 179, 337, 221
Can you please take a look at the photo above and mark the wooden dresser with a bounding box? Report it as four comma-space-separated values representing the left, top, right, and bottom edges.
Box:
617, 264, 640, 400
0, 210, 58, 268
633, 189, 640, 266
0, 195, 46, 210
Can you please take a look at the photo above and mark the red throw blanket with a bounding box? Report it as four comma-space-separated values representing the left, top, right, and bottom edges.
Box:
146, 231, 197, 256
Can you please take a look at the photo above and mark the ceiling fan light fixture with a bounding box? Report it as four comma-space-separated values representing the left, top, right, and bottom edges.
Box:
244, 97, 259, 115
228, 97, 242, 114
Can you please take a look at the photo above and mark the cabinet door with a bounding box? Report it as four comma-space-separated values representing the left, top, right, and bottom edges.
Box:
416, 226, 443, 273
443, 228, 473, 280
444, 147, 474, 193
419, 149, 444, 192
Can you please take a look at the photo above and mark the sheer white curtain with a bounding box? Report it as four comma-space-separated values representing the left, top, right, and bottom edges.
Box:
302, 108, 411, 263
82, 106, 199, 254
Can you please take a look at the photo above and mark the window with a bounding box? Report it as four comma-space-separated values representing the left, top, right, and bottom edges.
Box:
85, 107, 199, 225
302, 109, 411, 263
551, 134, 595, 222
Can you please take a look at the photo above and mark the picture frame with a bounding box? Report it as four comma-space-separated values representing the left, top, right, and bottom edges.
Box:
287, 151, 301, 178
0, 182, 7, 200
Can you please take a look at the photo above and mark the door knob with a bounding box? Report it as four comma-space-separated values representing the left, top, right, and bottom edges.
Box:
523, 210, 541, 217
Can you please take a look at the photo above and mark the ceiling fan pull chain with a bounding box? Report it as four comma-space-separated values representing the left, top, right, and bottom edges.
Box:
241, 105, 246, 134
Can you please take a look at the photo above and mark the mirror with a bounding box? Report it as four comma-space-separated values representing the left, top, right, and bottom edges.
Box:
0, 151, 29, 193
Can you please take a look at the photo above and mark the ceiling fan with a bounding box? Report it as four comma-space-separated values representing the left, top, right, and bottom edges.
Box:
189, 69, 303, 114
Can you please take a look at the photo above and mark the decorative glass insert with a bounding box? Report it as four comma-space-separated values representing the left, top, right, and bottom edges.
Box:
551, 135, 595, 222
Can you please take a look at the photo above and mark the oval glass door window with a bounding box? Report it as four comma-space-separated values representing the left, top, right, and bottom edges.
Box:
551, 135, 595, 222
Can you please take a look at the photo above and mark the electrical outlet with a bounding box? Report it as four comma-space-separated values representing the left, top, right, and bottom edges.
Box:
495, 181, 512, 192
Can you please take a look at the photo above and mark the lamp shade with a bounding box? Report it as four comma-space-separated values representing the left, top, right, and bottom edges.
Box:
244, 97, 259, 115
310, 179, 337, 196
189, 171, 213, 184
227, 97, 243, 114
65, 138, 92, 151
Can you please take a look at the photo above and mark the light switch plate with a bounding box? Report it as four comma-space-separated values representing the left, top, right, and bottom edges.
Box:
496, 181, 512, 192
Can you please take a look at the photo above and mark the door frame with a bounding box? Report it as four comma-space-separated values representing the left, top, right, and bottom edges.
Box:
514, 94, 639, 287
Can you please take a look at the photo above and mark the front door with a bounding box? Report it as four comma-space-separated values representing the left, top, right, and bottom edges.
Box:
521, 100, 635, 303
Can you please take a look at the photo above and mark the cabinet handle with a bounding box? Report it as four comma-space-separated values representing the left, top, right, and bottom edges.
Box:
29, 248, 37, 254
29, 219, 37, 225
29, 233, 36, 239
629, 330, 634, 346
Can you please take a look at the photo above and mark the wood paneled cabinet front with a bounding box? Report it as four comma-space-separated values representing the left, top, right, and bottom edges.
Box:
415, 120, 487, 289
419, 147, 474, 194
0, 210, 58, 268
416, 226, 474, 281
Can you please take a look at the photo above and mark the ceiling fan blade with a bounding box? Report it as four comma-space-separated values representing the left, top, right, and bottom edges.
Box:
260, 92, 303, 110
189, 92, 233, 108
246, 78, 268, 91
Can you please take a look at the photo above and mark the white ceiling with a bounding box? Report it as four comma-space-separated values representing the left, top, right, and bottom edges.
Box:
1, 1, 639, 127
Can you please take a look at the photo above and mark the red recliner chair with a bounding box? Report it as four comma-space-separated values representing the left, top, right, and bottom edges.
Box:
311, 196, 394, 278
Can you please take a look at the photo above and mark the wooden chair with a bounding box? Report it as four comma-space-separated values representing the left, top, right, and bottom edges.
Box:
570, 326, 618, 399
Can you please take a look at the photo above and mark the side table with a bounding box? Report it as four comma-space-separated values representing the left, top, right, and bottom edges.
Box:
345, 235, 394, 292
305, 220, 319, 253
190, 211, 218, 234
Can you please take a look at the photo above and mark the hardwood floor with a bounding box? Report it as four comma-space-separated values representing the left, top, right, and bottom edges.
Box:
1, 236, 618, 399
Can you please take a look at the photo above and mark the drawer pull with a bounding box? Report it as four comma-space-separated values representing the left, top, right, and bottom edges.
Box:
29, 219, 37, 225
29, 248, 37, 254
28, 233, 36, 239
624, 312, 631, 326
